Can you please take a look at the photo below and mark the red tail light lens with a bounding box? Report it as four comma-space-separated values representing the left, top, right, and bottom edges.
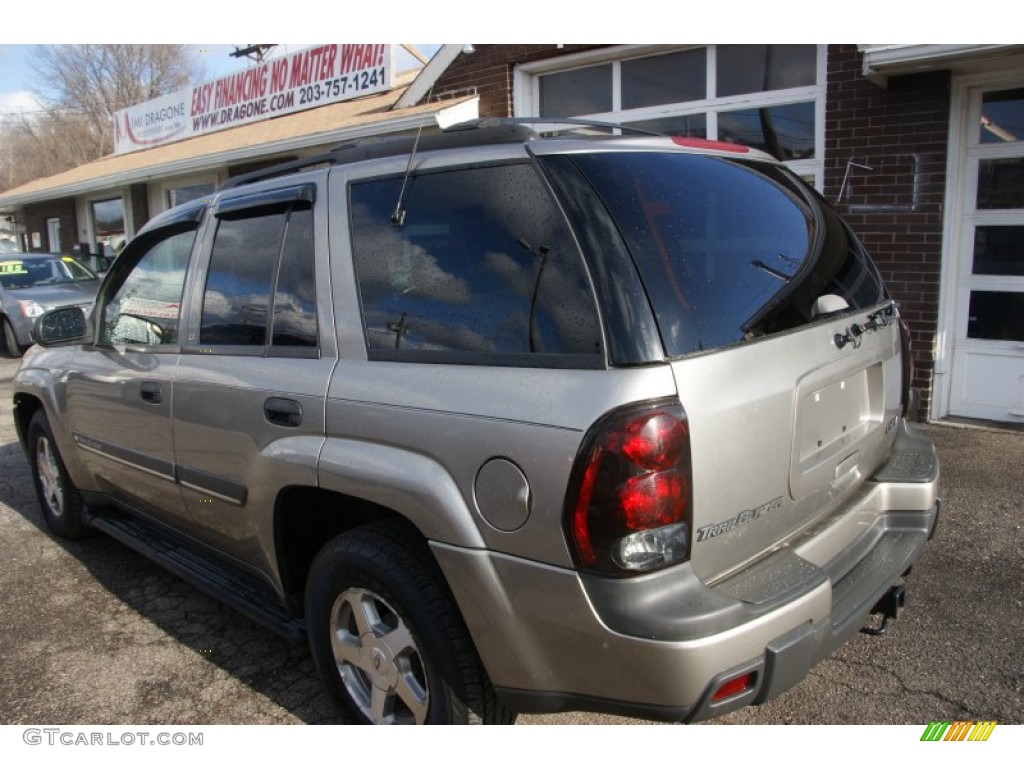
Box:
621, 412, 688, 470
619, 471, 686, 529
567, 400, 692, 576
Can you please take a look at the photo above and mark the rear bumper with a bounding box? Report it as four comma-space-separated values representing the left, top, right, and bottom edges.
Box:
432, 422, 940, 721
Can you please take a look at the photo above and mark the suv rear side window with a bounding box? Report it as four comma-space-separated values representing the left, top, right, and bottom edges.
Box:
349, 163, 603, 366
200, 202, 317, 351
553, 152, 886, 357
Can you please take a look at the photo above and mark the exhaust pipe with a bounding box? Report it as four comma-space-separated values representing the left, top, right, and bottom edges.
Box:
861, 585, 907, 636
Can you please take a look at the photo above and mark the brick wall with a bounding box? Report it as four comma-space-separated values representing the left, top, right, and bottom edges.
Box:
429, 45, 607, 116
825, 45, 950, 418
21, 199, 77, 254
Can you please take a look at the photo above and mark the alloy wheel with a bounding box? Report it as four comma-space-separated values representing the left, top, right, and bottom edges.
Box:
329, 587, 429, 724
35, 435, 65, 519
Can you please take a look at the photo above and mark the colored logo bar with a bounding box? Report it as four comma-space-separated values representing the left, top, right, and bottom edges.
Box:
921, 721, 997, 741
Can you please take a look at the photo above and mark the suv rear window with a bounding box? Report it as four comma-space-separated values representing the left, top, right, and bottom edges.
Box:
551, 152, 886, 357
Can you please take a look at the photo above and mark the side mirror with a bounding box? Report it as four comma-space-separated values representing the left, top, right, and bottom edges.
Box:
33, 306, 92, 346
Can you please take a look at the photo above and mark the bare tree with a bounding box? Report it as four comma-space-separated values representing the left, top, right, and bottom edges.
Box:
0, 45, 202, 191
0, 111, 100, 191
31, 44, 201, 158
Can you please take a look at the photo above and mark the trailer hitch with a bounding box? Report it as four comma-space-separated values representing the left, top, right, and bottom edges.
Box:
861, 585, 907, 636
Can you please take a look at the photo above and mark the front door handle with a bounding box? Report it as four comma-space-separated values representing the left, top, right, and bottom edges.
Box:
264, 397, 302, 427
140, 382, 163, 404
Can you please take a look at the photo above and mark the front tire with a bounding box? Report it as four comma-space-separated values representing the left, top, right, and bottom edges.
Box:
27, 410, 88, 539
2, 317, 21, 358
305, 519, 515, 725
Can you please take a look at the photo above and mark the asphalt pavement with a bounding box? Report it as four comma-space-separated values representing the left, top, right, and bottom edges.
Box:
0, 354, 1020, 725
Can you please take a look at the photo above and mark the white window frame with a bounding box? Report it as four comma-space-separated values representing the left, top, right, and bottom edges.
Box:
514, 44, 827, 190
46, 217, 61, 253
77, 191, 132, 257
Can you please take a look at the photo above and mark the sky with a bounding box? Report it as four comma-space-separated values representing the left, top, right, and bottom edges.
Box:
0, 44, 441, 121
0, 2, 982, 120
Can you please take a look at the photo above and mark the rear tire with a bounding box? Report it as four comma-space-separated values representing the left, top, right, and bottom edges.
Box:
305, 519, 516, 724
2, 317, 21, 358
27, 410, 88, 540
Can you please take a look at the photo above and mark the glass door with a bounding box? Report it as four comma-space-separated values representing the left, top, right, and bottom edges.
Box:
950, 86, 1024, 421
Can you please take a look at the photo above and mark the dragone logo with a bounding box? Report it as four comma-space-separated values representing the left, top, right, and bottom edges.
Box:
920, 721, 997, 741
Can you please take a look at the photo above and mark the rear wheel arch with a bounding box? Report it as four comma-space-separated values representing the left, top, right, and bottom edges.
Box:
304, 517, 516, 724
274, 486, 409, 614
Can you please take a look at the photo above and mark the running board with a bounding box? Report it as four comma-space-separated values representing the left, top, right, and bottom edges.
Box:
87, 507, 306, 641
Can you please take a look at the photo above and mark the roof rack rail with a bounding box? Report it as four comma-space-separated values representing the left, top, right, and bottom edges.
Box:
217, 123, 539, 191
447, 117, 663, 137
216, 117, 662, 192
217, 151, 340, 191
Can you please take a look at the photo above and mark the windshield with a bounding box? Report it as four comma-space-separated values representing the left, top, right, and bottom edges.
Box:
0, 256, 97, 289
551, 151, 887, 357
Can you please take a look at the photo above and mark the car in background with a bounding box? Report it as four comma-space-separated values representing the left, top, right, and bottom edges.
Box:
0, 253, 100, 357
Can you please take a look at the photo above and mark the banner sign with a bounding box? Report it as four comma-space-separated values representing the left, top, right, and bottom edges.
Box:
113, 44, 393, 154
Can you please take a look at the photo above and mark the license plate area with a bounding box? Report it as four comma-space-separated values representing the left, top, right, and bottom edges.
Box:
791, 362, 884, 499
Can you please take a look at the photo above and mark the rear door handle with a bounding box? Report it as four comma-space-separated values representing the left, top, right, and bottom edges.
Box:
140, 382, 163, 404
264, 397, 302, 427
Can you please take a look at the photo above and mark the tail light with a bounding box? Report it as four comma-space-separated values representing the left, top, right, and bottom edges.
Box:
565, 400, 692, 576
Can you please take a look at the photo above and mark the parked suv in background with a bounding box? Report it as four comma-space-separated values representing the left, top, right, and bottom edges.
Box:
13, 120, 940, 725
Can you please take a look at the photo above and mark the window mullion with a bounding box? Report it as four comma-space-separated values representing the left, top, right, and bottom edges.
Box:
612, 61, 622, 112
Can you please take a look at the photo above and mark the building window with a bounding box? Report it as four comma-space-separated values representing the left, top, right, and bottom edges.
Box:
167, 182, 216, 208
621, 49, 706, 108
718, 102, 816, 160
715, 45, 817, 97
540, 64, 612, 116
91, 197, 126, 257
520, 45, 825, 188
979, 88, 1024, 144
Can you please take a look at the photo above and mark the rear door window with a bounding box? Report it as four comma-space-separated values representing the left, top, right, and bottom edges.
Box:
198, 194, 318, 353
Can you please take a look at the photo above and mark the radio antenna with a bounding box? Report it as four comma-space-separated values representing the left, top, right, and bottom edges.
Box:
391, 84, 435, 227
